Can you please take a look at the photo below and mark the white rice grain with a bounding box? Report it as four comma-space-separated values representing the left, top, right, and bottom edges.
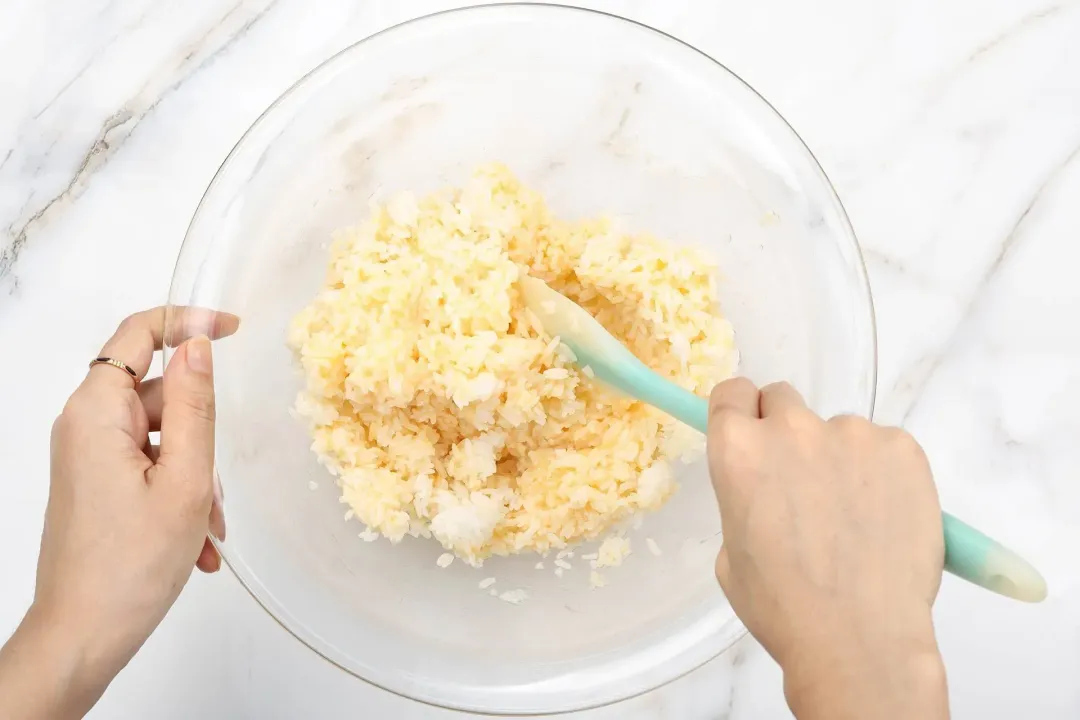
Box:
498, 589, 528, 605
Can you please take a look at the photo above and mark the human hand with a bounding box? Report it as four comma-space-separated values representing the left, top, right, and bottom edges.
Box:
707, 378, 948, 720
0, 308, 237, 719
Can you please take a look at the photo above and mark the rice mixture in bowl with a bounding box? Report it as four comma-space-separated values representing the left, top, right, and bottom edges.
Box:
288, 164, 737, 566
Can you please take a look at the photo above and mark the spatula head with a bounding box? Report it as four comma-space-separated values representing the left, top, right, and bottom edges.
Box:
518, 275, 648, 392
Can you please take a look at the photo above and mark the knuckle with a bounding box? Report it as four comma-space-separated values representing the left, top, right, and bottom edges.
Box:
761, 380, 795, 396
60, 394, 83, 418
714, 554, 728, 581
708, 418, 760, 479
66, 387, 131, 428
117, 313, 142, 335
51, 412, 70, 442
828, 414, 870, 435
767, 405, 816, 434
711, 376, 754, 400
710, 411, 748, 443
708, 385, 723, 409
728, 376, 756, 394
710, 378, 748, 412
60, 390, 95, 422
182, 388, 216, 423
888, 427, 925, 456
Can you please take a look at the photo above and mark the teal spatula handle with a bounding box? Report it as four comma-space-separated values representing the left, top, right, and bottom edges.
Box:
634, 375, 1046, 602
942, 513, 1046, 602
617, 363, 711, 432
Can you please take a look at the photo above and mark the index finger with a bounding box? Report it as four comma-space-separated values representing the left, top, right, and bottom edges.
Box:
707, 378, 760, 512
709, 377, 761, 420
86, 307, 239, 389
759, 381, 807, 417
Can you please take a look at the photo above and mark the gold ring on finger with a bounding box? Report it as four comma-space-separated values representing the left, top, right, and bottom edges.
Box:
88, 357, 139, 385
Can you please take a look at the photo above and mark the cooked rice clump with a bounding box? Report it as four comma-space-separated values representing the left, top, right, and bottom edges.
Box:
288, 164, 737, 564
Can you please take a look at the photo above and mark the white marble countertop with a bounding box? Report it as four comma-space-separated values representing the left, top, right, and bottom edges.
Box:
2, 1, 1079, 717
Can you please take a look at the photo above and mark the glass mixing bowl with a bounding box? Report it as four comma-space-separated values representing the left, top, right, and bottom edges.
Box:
165, 4, 876, 714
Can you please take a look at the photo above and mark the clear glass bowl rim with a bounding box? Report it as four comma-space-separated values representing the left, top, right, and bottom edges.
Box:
167, 2, 879, 715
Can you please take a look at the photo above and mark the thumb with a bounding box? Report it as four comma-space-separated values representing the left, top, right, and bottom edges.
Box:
156, 335, 215, 507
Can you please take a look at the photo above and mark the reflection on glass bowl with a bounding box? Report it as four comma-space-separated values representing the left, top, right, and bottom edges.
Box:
165, 4, 875, 715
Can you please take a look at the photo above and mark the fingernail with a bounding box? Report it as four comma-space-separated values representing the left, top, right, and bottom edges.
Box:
186, 335, 212, 375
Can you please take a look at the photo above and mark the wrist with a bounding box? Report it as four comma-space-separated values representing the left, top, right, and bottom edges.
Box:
0, 603, 106, 720
781, 608, 948, 720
